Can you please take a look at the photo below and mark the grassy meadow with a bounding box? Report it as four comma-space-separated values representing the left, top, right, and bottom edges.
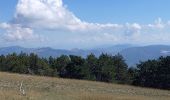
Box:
0, 72, 169, 100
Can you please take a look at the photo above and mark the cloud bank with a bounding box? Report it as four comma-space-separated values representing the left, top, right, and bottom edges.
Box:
0, 0, 170, 47
0, 23, 43, 41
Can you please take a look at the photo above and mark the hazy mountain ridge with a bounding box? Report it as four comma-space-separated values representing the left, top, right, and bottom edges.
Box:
120, 45, 170, 66
1, 45, 170, 66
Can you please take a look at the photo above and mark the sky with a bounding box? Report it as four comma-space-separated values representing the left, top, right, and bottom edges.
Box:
0, 0, 170, 49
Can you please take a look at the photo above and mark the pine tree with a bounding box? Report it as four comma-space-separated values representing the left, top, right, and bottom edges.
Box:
113, 54, 128, 83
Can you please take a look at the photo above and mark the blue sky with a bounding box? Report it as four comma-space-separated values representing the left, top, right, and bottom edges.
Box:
64, 0, 170, 24
0, 0, 170, 49
0, 0, 17, 22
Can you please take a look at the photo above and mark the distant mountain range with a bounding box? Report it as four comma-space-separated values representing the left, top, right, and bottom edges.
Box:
1, 45, 170, 66
120, 45, 170, 66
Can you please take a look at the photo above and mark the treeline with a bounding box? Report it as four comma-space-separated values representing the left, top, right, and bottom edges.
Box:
0, 53, 129, 83
133, 56, 170, 89
0, 52, 169, 89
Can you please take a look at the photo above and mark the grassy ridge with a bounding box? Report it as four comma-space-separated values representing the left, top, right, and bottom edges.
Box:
0, 72, 169, 100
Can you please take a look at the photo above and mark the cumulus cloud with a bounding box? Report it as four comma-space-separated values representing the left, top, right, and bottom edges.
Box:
1, 0, 170, 46
13, 0, 123, 32
14, 0, 84, 31
0, 23, 43, 41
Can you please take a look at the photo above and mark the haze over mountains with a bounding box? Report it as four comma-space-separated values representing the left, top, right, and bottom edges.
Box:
1, 45, 170, 66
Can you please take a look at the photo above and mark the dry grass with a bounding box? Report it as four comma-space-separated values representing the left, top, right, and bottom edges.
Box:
0, 72, 169, 100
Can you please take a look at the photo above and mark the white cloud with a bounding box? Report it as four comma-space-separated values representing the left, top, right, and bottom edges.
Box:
0, 23, 11, 29
15, 0, 84, 31
14, 0, 123, 32
147, 18, 165, 29
125, 23, 141, 35
0, 23, 44, 41
0, 0, 170, 46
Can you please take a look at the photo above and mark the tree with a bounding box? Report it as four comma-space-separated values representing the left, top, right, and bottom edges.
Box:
5, 53, 18, 72
127, 67, 137, 84
37, 59, 53, 76
133, 60, 158, 87
157, 56, 170, 89
29, 53, 39, 74
113, 54, 128, 83
54, 55, 70, 77
133, 57, 170, 89
96, 53, 115, 82
84, 53, 98, 80
65, 55, 85, 79
48, 56, 55, 68
0, 55, 6, 71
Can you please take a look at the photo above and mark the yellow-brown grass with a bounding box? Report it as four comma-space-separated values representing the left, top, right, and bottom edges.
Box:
0, 72, 169, 100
